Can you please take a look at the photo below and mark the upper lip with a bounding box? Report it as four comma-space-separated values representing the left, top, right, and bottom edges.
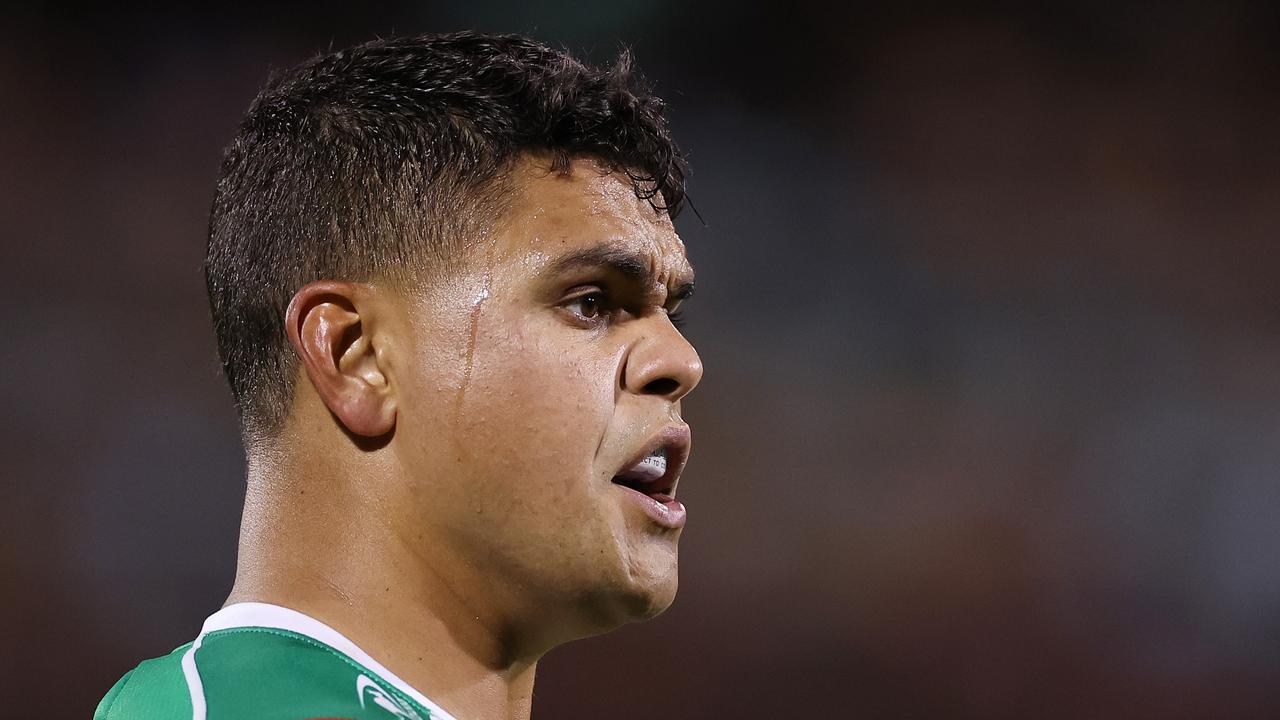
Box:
612, 424, 691, 498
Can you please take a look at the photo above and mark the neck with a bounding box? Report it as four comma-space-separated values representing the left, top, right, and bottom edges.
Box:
227, 464, 538, 720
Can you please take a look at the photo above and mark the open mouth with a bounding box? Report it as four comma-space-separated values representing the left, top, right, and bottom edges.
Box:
611, 446, 676, 503
611, 448, 675, 499
609, 425, 690, 530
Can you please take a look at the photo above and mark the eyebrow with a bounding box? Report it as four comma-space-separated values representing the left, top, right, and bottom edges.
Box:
547, 244, 696, 303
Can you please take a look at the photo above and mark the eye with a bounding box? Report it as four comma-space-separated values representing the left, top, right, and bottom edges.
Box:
564, 291, 607, 323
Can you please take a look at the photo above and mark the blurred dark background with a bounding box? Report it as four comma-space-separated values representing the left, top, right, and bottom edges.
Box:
4, 2, 1280, 718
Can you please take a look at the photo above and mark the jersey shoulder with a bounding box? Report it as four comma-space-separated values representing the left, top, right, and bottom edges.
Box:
95, 627, 433, 720
94, 643, 192, 720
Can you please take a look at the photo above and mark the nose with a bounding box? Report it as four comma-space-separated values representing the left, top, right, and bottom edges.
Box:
622, 318, 704, 402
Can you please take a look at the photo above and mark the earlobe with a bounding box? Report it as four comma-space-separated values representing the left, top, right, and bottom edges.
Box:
285, 281, 397, 439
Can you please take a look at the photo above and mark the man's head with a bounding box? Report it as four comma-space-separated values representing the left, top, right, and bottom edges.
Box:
206, 32, 702, 650
207, 32, 686, 444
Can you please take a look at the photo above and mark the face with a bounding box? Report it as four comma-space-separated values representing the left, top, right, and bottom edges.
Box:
387, 156, 702, 646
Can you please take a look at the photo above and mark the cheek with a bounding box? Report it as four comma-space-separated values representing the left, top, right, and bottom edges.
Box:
458, 323, 619, 496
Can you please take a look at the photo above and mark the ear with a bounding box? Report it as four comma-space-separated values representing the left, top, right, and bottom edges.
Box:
284, 280, 396, 438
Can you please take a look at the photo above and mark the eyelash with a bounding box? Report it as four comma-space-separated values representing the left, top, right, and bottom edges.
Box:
563, 291, 687, 330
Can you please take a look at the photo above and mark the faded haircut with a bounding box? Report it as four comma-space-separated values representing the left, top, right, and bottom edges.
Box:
204, 31, 687, 447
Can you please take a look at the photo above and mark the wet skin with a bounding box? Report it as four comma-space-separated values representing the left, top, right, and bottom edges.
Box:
233, 155, 703, 719
386, 156, 703, 649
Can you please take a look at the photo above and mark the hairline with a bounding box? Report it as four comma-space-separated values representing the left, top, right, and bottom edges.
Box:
241, 151, 679, 453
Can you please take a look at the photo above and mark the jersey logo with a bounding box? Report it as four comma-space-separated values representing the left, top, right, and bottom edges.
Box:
356, 674, 426, 720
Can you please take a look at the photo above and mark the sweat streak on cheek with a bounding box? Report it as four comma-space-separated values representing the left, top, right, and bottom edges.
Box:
456, 284, 488, 417
454, 242, 497, 421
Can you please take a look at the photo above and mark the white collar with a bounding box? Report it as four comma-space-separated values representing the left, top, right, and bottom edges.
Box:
198, 602, 459, 720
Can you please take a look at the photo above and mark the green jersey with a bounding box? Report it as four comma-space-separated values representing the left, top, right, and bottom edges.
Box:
94, 602, 459, 720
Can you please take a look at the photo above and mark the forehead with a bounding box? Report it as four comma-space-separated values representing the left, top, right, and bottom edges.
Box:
485, 156, 691, 277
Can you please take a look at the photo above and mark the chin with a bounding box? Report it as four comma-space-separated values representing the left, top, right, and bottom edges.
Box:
621, 575, 679, 622
608, 553, 682, 625
568, 556, 680, 638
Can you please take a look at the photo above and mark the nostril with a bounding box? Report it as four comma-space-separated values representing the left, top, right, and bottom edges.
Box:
642, 377, 680, 396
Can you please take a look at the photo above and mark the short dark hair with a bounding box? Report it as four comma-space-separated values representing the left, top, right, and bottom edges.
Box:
205, 31, 687, 446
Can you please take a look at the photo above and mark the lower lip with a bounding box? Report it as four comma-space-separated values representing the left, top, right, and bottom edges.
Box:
615, 485, 687, 529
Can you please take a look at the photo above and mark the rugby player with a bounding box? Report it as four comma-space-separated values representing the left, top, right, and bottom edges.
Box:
95, 30, 702, 720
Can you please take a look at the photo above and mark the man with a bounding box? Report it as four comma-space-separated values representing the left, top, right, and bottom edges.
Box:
95, 31, 702, 720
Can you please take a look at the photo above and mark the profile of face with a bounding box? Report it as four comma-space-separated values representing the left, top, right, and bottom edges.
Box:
379, 156, 702, 646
